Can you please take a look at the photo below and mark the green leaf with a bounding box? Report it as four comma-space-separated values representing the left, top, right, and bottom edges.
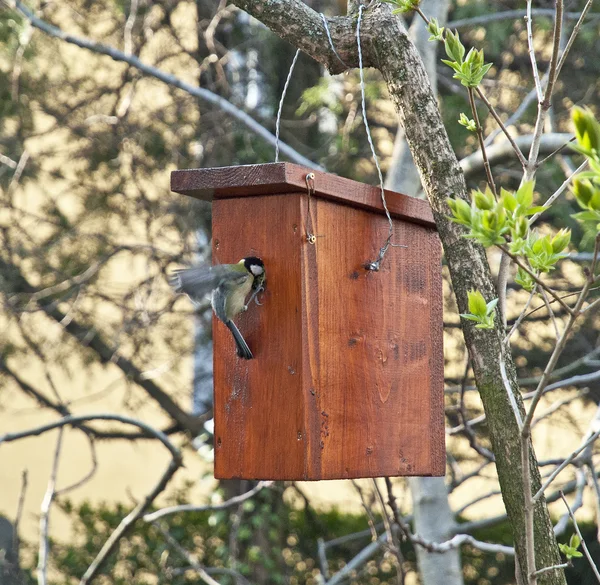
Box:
551, 229, 571, 253
516, 181, 535, 208
571, 550, 584, 558
467, 289, 488, 317
524, 205, 549, 216
458, 112, 476, 132
500, 190, 517, 213
515, 267, 535, 292
459, 313, 482, 321
573, 210, 600, 222
572, 106, 600, 152
447, 197, 472, 225
474, 188, 495, 210
427, 17, 444, 41
512, 216, 529, 239
444, 29, 465, 64
569, 534, 581, 550
486, 298, 499, 316
572, 178, 595, 207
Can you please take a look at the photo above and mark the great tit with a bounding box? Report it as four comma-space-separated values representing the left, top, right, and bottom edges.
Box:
169, 257, 265, 360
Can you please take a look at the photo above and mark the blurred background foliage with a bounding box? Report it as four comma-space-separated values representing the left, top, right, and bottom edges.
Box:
1, 0, 600, 583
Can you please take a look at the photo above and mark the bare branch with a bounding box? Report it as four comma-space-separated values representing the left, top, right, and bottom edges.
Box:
144, 480, 273, 522
534, 426, 600, 502
0, 257, 206, 435
524, 0, 563, 180
475, 88, 528, 168
560, 491, 600, 584
468, 87, 496, 194
12, 469, 28, 563
9, 0, 322, 170
555, 0, 596, 80
526, 0, 543, 102
447, 9, 600, 29
38, 429, 64, 585
529, 159, 588, 225
0, 411, 184, 583
461, 133, 573, 178
154, 524, 222, 585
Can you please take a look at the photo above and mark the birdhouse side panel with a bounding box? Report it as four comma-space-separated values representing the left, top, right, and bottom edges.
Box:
302, 198, 444, 479
212, 194, 308, 480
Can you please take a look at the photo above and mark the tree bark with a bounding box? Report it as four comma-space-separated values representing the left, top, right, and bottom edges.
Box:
228, 2, 566, 583
383, 3, 463, 585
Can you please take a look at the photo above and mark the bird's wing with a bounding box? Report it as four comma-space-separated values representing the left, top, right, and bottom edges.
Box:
169, 264, 248, 298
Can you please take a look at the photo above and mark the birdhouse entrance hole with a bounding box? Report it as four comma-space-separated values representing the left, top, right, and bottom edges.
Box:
171, 162, 444, 480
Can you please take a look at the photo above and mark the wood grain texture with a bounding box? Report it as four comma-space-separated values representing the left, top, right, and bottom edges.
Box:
212, 194, 306, 479
211, 189, 444, 480
303, 198, 444, 478
171, 162, 435, 229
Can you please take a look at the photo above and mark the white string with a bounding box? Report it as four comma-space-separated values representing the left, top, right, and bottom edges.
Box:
275, 49, 301, 163
357, 4, 399, 271
320, 13, 348, 67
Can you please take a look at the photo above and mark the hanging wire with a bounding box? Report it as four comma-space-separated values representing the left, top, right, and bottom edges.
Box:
356, 5, 406, 271
305, 173, 317, 244
275, 49, 301, 163
320, 13, 349, 67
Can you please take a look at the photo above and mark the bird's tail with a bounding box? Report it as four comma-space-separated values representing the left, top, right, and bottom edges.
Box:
226, 320, 253, 360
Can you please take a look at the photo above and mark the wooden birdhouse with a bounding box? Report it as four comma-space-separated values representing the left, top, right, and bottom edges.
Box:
171, 162, 444, 480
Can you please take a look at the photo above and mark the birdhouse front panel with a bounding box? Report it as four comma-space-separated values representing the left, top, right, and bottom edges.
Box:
211, 194, 307, 480
171, 163, 445, 480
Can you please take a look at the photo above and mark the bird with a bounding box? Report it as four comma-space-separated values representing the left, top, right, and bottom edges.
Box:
169, 257, 265, 360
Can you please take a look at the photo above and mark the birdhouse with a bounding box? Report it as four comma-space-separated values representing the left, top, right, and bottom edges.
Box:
171, 162, 444, 480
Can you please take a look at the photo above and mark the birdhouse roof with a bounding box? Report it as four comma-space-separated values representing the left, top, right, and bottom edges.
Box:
171, 162, 436, 229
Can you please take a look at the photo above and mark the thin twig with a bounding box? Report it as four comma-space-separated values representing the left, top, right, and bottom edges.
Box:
447, 8, 600, 29
144, 481, 273, 522
554, 468, 585, 536
13, 470, 28, 568
352, 480, 379, 542
524, 0, 563, 178
56, 436, 98, 496
533, 426, 600, 502
504, 285, 537, 344
539, 287, 560, 340
154, 524, 222, 585
38, 428, 64, 585
526, 0, 543, 101
468, 87, 496, 194
555, 0, 595, 80
533, 563, 570, 577
536, 136, 577, 168
0, 414, 183, 585
81, 458, 181, 584
499, 356, 524, 430
475, 88, 527, 167
560, 491, 600, 584
529, 159, 588, 225
498, 245, 574, 316
123, 0, 139, 56
521, 427, 537, 584
9, 0, 322, 171
522, 271, 594, 434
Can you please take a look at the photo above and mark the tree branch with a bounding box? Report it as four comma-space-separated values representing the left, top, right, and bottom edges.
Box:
0, 414, 183, 585
9, 0, 321, 170
0, 257, 206, 435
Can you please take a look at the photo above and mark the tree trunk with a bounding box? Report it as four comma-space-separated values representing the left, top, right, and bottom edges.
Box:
384, 4, 463, 584
228, 2, 566, 583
